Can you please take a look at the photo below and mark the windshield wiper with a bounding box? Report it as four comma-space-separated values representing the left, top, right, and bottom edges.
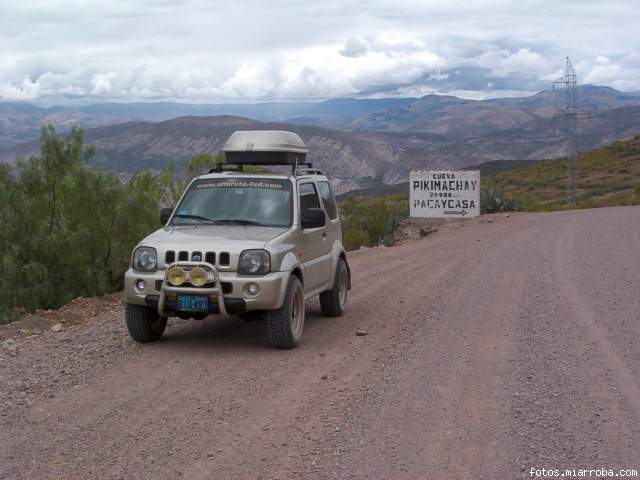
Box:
172, 214, 222, 225
214, 218, 268, 226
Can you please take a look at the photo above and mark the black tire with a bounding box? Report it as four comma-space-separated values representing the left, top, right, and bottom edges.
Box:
266, 276, 305, 349
125, 303, 167, 343
320, 258, 349, 317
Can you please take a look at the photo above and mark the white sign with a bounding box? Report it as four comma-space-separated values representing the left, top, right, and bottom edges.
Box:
410, 170, 480, 218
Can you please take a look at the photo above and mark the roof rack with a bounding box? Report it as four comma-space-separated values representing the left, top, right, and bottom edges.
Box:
210, 163, 244, 174
207, 162, 323, 177
296, 167, 323, 176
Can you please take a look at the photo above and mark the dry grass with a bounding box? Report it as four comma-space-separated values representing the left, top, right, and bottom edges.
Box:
491, 136, 640, 211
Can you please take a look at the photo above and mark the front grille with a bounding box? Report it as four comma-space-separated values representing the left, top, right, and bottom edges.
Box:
163, 250, 230, 268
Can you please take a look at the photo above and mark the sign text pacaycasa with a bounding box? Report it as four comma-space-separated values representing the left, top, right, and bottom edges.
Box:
410, 170, 480, 218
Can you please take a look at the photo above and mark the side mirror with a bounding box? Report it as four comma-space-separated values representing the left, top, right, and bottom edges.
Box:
301, 208, 326, 229
160, 207, 173, 225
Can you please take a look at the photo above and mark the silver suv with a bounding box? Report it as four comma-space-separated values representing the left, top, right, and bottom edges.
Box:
123, 130, 351, 349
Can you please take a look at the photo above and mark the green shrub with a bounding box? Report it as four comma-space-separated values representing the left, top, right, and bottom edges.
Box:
343, 228, 371, 251
0, 126, 175, 319
339, 194, 409, 250
480, 182, 516, 213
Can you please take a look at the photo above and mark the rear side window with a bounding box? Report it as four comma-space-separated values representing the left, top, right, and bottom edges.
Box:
299, 182, 320, 216
317, 181, 338, 220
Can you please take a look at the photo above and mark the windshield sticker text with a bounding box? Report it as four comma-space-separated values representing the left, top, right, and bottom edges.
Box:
195, 180, 285, 190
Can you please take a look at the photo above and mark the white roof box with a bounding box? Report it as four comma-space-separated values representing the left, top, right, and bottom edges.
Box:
222, 130, 308, 165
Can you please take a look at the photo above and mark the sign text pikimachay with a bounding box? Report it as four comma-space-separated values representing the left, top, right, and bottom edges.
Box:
410, 170, 480, 218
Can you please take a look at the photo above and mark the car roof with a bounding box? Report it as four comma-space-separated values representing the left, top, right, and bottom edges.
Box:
195, 171, 329, 183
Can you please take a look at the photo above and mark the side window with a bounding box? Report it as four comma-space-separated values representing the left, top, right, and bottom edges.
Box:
299, 182, 320, 218
317, 181, 338, 220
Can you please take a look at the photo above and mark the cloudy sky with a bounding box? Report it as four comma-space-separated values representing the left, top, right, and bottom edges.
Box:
1, 0, 639, 104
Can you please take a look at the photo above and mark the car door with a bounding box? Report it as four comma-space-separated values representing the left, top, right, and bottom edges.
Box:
297, 181, 333, 292
316, 180, 341, 255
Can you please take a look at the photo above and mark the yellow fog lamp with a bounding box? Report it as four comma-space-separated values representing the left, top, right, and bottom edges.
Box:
190, 267, 208, 287
167, 266, 186, 286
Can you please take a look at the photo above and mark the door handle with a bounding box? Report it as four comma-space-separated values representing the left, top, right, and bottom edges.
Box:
322, 231, 327, 239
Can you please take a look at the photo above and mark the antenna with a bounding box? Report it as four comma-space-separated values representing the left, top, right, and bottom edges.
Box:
553, 57, 579, 203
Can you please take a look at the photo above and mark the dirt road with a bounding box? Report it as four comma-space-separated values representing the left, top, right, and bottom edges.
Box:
2, 206, 640, 479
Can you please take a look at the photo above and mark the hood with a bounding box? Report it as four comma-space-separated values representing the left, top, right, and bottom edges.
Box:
142, 225, 287, 250
139, 225, 289, 270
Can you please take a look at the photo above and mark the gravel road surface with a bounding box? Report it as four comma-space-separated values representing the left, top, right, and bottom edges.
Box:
1, 206, 639, 479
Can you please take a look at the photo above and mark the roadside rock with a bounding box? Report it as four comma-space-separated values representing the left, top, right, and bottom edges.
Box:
4, 340, 18, 355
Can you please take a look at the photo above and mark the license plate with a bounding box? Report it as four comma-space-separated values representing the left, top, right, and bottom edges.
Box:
177, 295, 209, 312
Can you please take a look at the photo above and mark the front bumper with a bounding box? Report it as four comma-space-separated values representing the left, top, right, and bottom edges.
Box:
124, 264, 289, 315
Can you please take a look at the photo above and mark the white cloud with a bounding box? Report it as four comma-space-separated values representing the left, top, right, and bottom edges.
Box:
0, 0, 639, 103
340, 37, 368, 58
91, 72, 116, 95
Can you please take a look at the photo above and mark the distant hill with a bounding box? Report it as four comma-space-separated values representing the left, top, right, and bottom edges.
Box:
0, 97, 416, 148
0, 102, 126, 147
0, 116, 453, 193
290, 85, 640, 134
3, 85, 640, 149
3, 108, 640, 194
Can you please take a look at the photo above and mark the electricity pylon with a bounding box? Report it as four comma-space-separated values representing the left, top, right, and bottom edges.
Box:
553, 57, 578, 203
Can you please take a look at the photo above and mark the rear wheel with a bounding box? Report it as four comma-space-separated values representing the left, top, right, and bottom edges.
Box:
125, 303, 167, 343
320, 258, 349, 317
265, 276, 305, 349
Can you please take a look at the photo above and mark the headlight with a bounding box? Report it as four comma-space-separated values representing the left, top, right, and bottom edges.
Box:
167, 266, 186, 286
190, 267, 207, 286
132, 247, 157, 272
238, 249, 271, 275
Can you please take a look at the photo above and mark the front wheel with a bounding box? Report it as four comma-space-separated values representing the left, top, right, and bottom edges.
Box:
320, 258, 349, 317
125, 303, 167, 343
265, 276, 305, 349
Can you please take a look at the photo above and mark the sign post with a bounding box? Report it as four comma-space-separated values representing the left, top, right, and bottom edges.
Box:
410, 170, 480, 218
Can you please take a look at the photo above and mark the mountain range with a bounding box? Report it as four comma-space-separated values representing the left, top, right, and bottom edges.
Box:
0, 97, 416, 148
2, 85, 640, 193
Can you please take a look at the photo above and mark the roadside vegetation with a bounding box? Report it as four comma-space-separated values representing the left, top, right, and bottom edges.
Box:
339, 193, 409, 251
490, 136, 640, 211
0, 127, 167, 323
0, 127, 224, 324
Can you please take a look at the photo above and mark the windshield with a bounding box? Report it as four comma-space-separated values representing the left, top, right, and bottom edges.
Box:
171, 177, 293, 227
